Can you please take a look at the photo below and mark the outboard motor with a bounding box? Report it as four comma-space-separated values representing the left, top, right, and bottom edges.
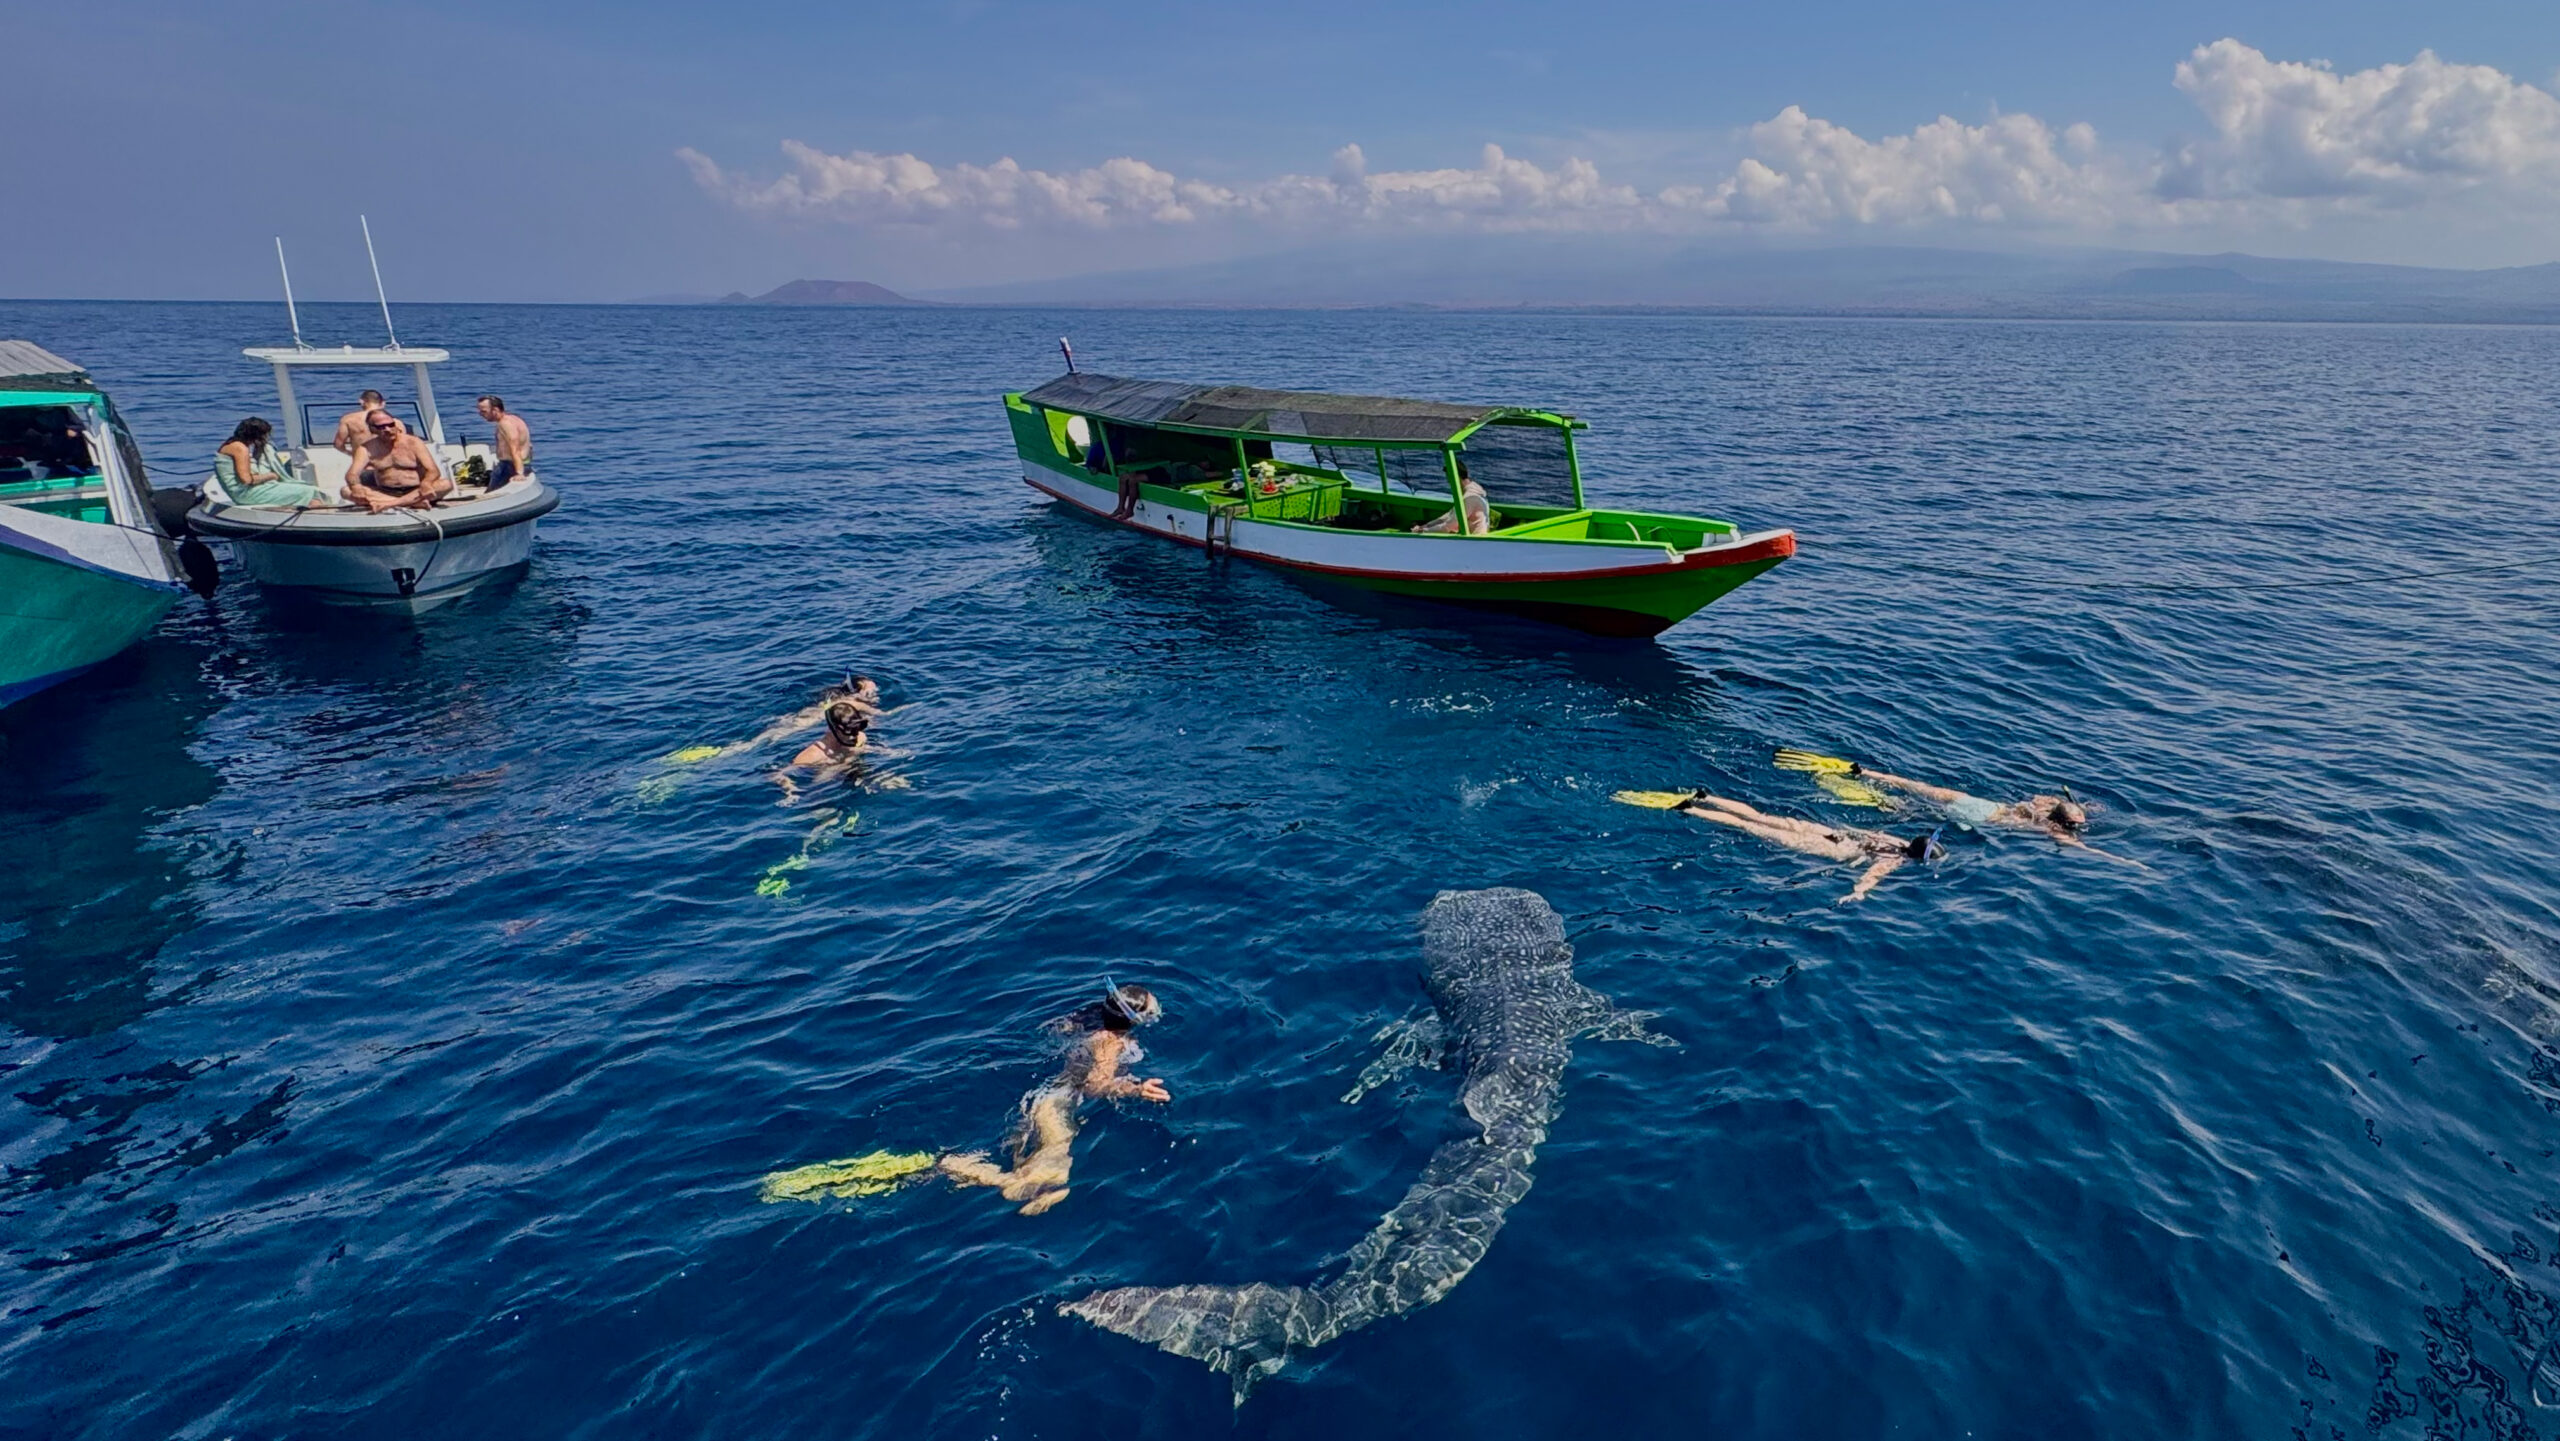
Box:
147, 486, 195, 538
149, 486, 221, 599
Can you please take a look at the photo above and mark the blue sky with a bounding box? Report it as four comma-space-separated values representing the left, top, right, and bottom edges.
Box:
7, 0, 2557, 300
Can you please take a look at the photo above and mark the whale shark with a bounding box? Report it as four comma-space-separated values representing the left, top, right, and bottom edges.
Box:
1062, 887, 1670, 1400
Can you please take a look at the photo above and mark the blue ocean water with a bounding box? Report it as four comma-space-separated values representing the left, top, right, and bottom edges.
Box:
3, 299, 2559, 1439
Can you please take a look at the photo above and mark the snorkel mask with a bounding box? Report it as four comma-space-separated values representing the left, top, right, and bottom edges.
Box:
824, 704, 867, 746
2050, 785, 2087, 832
1099, 978, 1161, 1026
1905, 827, 1947, 863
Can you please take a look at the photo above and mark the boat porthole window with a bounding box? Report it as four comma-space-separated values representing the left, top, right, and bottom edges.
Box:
1065, 415, 1090, 448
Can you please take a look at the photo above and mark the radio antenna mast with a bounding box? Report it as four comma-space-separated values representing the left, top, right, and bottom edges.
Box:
275, 237, 307, 349
1059, 337, 1076, 373
360, 214, 401, 350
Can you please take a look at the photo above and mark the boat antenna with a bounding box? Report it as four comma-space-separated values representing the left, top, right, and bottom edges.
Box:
274, 237, 306, 349
360, 214, 401, 350
1059, 337, 1076, 373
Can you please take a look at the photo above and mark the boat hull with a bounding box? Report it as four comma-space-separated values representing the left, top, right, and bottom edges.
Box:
1019, 460, 1790, 637
225, 522, 536, 612
0, 526, 181, 707
189, 481, 557, 613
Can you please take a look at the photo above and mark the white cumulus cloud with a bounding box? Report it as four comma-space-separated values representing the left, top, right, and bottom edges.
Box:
2160, 39, 2560, 206
681, 41, 2560, 238
1698, 107, 2124, 227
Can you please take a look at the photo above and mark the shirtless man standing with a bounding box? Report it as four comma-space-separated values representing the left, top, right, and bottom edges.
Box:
343, 411, 448, 512
332, 390, 388, 455
474, 395, 532, 489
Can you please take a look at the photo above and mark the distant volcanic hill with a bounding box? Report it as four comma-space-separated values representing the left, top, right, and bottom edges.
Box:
716, 279, 915, 306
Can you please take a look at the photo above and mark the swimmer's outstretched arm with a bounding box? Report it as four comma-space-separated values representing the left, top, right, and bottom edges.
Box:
741, 704, 828, 751
1859, 770, 1967, 805
1081, 1032, 1171, 1103
2052, 831, 2153, 870
1843, 853, 1904, 903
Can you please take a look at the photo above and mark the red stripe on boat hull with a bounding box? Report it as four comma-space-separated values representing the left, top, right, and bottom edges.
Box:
1021, 471, 1793, 583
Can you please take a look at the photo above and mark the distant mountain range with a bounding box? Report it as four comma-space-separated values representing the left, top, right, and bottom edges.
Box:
713, 279, 918, 306
915, 241, 2560, 323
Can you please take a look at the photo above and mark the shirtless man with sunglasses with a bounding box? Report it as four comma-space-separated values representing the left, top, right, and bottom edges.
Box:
343, 411, 449, 513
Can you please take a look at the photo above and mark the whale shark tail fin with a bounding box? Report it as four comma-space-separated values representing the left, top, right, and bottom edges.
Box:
1062, 1281, 1320, 1403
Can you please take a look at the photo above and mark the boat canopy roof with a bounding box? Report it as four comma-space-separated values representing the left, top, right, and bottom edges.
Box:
0, 340, 95, 397
244, 345, 453, 367
1021, 372, 1578, 446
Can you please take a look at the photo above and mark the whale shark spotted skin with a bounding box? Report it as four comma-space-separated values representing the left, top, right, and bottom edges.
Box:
1062, 887, 1668, 1400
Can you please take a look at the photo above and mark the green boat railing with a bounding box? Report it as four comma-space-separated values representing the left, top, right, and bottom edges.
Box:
1243, 475, 1346, 524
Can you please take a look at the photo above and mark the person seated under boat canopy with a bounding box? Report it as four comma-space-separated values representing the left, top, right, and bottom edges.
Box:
0, 407, 99, 481
1412, 461, 1491, 536
344, 411, 449, 513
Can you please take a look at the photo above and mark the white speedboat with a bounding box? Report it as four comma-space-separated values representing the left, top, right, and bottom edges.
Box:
187, 344, 559, 611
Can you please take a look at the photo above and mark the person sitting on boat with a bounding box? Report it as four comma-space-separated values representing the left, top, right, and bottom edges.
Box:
774, 700, 870, 802
939, 982, 1170, 1215
474, 395, 532, 489
214, 417, 332, 508
1673, 789, 1943, 903
1773, 749, 2143, 865
1411, 461, 1492, 536
0, 410, 96, 480
332, 390, 387, 455
344, 411, 449, 513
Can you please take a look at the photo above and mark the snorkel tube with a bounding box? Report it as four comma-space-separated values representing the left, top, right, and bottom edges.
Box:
1905, 827, 1947, 863
1099, 978, 1161, 1027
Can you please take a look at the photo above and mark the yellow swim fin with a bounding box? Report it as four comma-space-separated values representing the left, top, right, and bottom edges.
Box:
1612, 789, 1699, 810
1813, 771, 1900, 809
1773, 748, 1857, 775
665, 745, 724, 765
759, 1150, 938, 1203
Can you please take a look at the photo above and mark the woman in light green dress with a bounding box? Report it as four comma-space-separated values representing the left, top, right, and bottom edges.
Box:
214, 417, 332, 507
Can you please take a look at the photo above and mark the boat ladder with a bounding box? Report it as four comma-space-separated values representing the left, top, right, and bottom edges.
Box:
1206, 502, 1241, 561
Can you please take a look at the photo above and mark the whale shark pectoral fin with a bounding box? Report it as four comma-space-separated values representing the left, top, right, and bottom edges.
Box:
1343, 1011, 1447, 1104
1586, 1006, 1680, 1048
1063, 1282, 1318, 1403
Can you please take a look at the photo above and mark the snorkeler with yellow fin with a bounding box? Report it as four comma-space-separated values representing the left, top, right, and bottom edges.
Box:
1617, 788, 1942, 901
658, 675, 888, 771
758, 984, 1170, 1216
1773, 748, 2146, 867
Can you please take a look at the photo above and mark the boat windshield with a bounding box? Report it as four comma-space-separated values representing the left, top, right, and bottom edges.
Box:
297, 398, 427, 448
0, 403, 102, 482
1456, 421, 1577, 509
0, 399, 118, 524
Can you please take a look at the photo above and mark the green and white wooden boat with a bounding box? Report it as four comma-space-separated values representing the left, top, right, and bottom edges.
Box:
0, 341, 185, 708
1006, 371, 1793, 636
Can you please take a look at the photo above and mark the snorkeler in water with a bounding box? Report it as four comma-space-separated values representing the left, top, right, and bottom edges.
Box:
938, 983, 1170, 1216
758, 675, 882, 745
1674, 790, 1943, 902
663, 675, 885, 768
1774, 749, 2143, 866
773, 702, 869, 803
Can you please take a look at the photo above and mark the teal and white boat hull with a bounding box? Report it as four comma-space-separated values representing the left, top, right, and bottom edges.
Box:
0, 342, 187, 708
0, 505, 183, 707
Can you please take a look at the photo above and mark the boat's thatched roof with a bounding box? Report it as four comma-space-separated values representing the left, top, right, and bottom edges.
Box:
1022, 372, 1541, 445
0, 340, 88, 386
